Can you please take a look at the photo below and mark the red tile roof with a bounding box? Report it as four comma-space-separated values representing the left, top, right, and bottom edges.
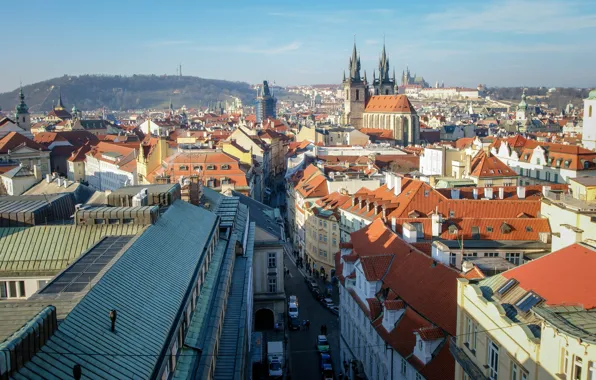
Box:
469, 150, 517, 178
359, 254, 394, 281
0, 132, 49, 154
416, 326, 444, 341
384, 299, 405, 310
502, 243, 596, 309
365, 95, 415, 114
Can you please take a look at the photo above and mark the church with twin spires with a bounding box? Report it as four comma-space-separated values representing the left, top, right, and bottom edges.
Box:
343, 42, 420, 145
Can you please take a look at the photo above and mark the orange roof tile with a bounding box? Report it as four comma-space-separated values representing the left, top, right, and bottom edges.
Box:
469, 150, 517, 178
364, 95, 416, 114
0, 132, 49, 154
502, 243, 596, 309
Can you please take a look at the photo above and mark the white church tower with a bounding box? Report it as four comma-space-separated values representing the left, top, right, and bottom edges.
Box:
583, 89, 596, 151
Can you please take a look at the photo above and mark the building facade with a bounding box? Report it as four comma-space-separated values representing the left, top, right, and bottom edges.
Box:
256, 80, 277, 123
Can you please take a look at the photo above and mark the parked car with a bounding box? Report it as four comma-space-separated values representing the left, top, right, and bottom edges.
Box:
288, 302, 299, 318
323, 298, 334, 308
309, 280, 319, 290
288, 317, 301, 331
329, 306, 339, 315
315, 335, 330, 353
320, 353, 334, 380
289, 295, 299, 306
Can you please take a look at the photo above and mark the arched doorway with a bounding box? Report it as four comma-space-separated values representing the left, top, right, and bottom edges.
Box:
254, 308, 275, 331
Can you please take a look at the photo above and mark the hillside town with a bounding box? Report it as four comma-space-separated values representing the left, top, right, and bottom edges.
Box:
0, 38, 595, 380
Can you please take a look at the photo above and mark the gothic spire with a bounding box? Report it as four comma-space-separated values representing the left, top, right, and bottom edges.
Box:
349, 41, 361, 81
57, 87, 64, 109
363, 70, 367, 83
378, 42, 390, 83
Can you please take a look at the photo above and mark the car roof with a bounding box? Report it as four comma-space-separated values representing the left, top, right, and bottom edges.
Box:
318, 335, 327, 339
288, 302, 297, 307
324, 298, 333, 301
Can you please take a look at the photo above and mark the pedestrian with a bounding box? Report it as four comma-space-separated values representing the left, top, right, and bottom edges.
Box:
302, 320, 307, 330
306, 320, 310, 330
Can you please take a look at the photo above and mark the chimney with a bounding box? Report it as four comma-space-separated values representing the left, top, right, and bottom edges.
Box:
461, 260, 474, 273
33, 165, 42, 181
450, 188, 460, 200
57, 178, 62, 187
391, 217, 396, 232
499, 187, 504, 199
431, 212, 443, 237
109, 309, 118, 332
542, 185, 551, 197
393, 175, 402, 196
46, 174, 52, 183
402, 222, 417, 243
472, 188, 478, 200
64, 179, 69, 188
517, 186, 526, 199
485, 187, 494, 199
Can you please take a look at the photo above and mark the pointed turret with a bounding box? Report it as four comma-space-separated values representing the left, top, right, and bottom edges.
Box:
348, 42, 361, 82
343, 70, 346, 82
363, 70, 367, 84
56, 88, 65, 110
16, 87, 29, 115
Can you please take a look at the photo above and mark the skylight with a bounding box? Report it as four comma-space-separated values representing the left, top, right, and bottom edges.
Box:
496, 278, 518, 297
515, 291, 543, 313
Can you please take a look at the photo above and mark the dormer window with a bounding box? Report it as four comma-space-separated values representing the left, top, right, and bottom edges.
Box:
207, 164, 215, 170
515, 291, 543, 313
564, 160, 571, 168
556, 159, 562, 167
179, 165, 188, 170
221, 164, 230, 170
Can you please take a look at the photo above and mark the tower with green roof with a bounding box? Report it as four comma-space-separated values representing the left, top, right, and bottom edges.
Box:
583, 89, 596, 150
515, 88, 529, 122
15, 87, 31, 130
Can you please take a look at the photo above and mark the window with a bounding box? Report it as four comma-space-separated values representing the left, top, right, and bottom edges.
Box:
449, 253, 457, 266
319, 234, 323, 241
519, 168, 524, 176
471, 226, 480, 239
324, 235, 328, 243
589, 361, 595, 380
221, 164, 229, 170
332, 238, 337, 246
179, 165, 188, 170
487, 339, 499, 380
319, 220, 322, 227
449, 210, 455, 218
546, 172, 551, 181
486, 226, 493, 233
574, 356, 583, 380
94, 218, 106, 224
554, 173, 559, 183
268, 252, 276, 268
484, 252, 499, 257
323, 221, 327, 228
268, 277, 277, 293
415, 374, 422, 380
562, 348, 570, 375
515, 291, 543, 312
356, 89, 360, 101
37, 280, 47, 289
511, 361, 528, 380
0, 281, 26, 298
401, 358, 407, 375
332, 224, 337, 230
465, 315, 477, 352
535, 170, 540, 179
108, 218, 120, 225
506, 253, 521, 265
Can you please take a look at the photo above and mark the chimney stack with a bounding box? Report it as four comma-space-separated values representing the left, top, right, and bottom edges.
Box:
391, 217, 396, 232
517, 186, 526, 199
472, 188, 478, 200
485, 187, 494, 199
109, 309, 118, 332
451, 188, 460, 200
499, 187, 504, 199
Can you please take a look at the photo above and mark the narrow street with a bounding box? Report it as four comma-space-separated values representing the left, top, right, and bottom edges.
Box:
284, 248, 341, 379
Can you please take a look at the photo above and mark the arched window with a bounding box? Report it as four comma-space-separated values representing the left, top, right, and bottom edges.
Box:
590, 105, 593, 118
346, 89, 349, 99
356, 89, 360, 101
385, 89, 389, 95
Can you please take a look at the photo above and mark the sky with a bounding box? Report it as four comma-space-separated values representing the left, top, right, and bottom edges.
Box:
1, 0, 595, 92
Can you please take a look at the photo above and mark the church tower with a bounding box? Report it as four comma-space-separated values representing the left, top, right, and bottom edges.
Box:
515, 88, 529, 121
583, 89, 596, 151
373, 43, 395, 96
15, 87, 31, 131
343, 42, 367, 128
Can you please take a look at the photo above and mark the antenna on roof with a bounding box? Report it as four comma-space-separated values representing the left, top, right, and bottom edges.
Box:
109, 309, 118, 332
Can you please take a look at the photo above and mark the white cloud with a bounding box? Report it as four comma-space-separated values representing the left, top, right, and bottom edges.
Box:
191, 41, 302, 55
426, 0, 596, 34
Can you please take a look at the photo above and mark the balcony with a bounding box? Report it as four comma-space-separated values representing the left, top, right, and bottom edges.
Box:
449, 337, 488, 380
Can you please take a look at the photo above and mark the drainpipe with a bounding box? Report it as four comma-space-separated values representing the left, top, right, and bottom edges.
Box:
385, 344, 394, 380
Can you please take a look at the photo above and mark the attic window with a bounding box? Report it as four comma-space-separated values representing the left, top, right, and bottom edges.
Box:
564, 160, 571, 168
486, 226, 493, 233
449, 210, 455, 218
471, 226, 480, 239
179, 165, 188, 170
556, 159, 562, 167
525, 226, 533, 232
424, 190, 429, 197
221, 164, 230, 170
496, 278, 518, 298
193, 165, 202, 171
207, 164, 215, 170
448, 224, 458, 235
501, 222, 512, 234
547, 157, 553, 165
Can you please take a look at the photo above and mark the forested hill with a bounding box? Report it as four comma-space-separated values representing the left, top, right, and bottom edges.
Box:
0, 75, 256, 112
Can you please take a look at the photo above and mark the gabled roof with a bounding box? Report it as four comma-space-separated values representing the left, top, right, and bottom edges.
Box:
0, 132, 48, 154
502, 243, 596, 309
469, 150, 517, 178
358, 254, 394, 281
365, 95, 415, 114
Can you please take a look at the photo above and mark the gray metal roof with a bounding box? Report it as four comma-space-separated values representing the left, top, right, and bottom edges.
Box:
213, 222, 255, 380
0, 224, 146, 276
533, 306, 596, 344
231, 190, 282, 239
14, 200, 218, 379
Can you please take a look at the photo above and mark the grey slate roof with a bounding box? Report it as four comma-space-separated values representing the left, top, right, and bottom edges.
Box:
231, 190, 283, 239
14, 200, 218, 379
533, 306, 596, 344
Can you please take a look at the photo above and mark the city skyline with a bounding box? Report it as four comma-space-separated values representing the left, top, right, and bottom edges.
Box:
2, 0, 596, 92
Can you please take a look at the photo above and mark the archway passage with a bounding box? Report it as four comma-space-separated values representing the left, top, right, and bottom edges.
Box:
254, 308, 275, 331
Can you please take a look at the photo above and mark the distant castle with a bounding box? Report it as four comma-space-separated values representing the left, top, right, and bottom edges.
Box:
342, 42, 420, 145
401, 67, 429, 88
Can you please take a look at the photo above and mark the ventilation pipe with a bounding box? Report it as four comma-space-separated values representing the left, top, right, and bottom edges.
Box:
110, 309, 118, 332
